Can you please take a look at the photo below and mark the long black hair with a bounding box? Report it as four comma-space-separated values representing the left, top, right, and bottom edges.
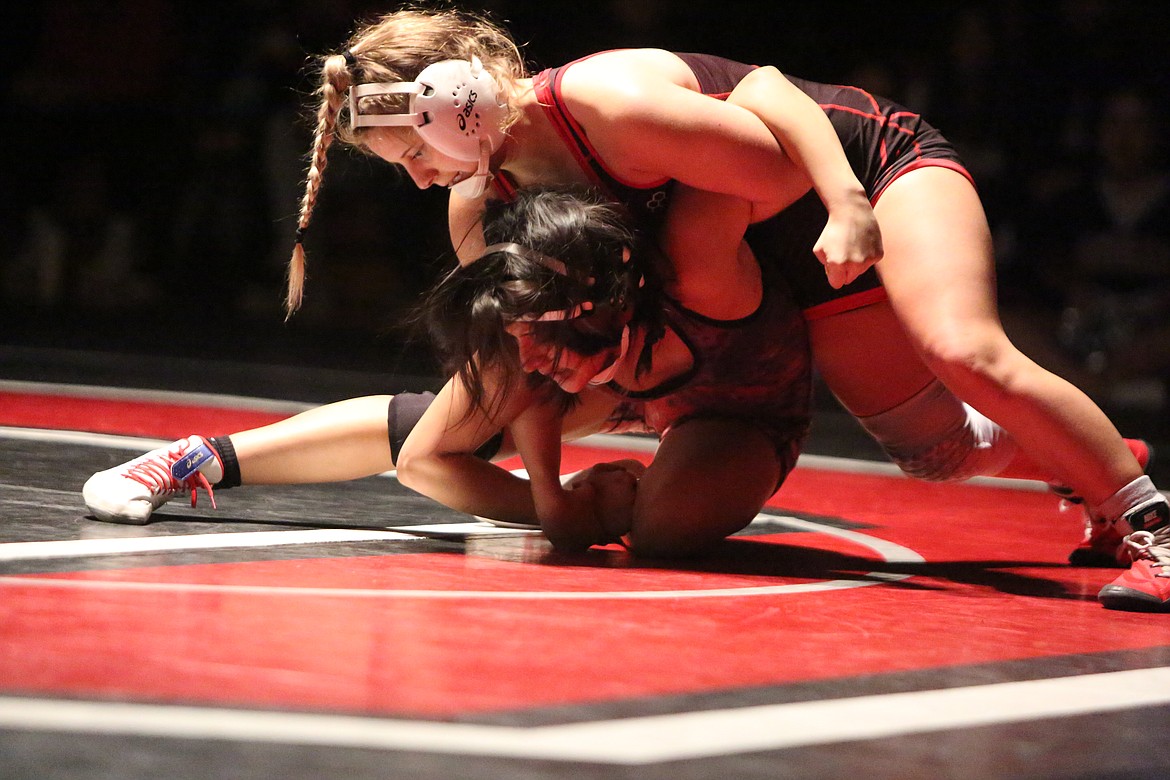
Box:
419, 185, 666, 418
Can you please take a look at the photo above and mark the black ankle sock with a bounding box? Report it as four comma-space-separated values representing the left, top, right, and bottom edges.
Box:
208, 435, 242, 489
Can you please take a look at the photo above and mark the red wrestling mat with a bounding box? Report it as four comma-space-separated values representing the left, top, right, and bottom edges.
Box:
0, 389, 1157, 719
0, 390, 291, 439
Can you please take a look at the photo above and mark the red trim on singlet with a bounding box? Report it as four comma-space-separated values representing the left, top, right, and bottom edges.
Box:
801, 158, 975, 319
820, 86, 945, 175
490, 170, 519, 201
532, 69, 606, 192
802, 286, 889, 321
841, 83, 881, 112
533, 63, 672, 192
817, 104, 888, 121
870, 157, 975, 202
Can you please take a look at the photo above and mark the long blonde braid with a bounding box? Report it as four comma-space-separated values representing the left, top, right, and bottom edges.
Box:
285, 54, 351, 317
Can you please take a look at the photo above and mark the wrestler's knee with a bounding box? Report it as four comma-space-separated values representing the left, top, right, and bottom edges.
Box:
915, 325, 1023, 401
914, 319, 997, 375
857, 379, 1017, 482
624, 520, 730, 558
625, 499, 754, 558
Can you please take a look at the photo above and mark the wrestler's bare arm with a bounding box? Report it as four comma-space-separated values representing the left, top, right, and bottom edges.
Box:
726, 65, 884, 287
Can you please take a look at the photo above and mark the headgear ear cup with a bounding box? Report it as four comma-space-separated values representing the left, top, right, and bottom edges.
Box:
349, 57, 507, 197
412, 58, 506, 162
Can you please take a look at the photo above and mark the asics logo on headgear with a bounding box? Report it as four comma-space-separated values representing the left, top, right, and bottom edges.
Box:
348, 58, 505, 162
457, 89, 478, 131
349, 57, 505, 197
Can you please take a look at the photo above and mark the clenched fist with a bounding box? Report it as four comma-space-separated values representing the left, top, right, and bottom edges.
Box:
563, 459, 646, 542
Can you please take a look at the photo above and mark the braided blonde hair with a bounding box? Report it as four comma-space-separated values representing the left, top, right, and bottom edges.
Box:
286, 7, 527, 317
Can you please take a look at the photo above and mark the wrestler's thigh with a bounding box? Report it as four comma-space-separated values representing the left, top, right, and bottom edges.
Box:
628, 418, 782, 556
808, 301, 936, 417
872, 166, 1002, 343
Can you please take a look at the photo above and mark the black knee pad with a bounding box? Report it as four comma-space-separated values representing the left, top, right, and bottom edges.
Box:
387, 392, 504, 464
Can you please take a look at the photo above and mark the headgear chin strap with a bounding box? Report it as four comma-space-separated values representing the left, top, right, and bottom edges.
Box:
349, 57, 507, 198
587, 325, 631, 386
480, 241, 633, 384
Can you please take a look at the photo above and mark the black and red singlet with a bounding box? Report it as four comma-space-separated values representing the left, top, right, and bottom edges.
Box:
502, 52, 972, 318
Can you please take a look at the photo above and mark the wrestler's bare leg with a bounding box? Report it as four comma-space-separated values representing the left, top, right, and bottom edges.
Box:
864, 166, 1140, 505
232, 396, 396, 483
233, 386, 623, 483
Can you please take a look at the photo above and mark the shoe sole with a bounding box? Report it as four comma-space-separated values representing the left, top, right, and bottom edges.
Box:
83, 497, 154, 525
1098, 584, 1170, 612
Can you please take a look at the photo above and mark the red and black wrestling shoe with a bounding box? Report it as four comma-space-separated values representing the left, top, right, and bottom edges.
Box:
1097, 500, 1170, 612
1058, 439, 1153, 567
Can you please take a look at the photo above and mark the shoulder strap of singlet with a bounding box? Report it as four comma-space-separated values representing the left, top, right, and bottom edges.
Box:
609, 308, 699, 401
490, 171, 518, 202
532, 66, 606, 192
532, 61, 671, 196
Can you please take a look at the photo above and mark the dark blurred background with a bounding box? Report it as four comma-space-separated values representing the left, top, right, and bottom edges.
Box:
2, 1, 1169, 442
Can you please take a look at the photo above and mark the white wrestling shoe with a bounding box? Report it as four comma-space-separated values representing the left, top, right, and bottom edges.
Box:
82, 436, 223, 524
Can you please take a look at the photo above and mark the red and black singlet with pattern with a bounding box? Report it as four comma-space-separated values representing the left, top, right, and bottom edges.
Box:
605, 266, 812, 489
494, 52, 972, 317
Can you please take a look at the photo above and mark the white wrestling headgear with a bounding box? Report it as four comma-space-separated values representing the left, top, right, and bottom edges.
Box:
349, 57, 507, 198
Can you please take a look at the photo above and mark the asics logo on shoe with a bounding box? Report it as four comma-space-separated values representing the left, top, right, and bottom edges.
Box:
171, 443, 216, 481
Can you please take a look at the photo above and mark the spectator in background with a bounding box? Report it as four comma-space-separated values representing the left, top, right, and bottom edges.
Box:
1011, 84, 1170, 413
1057, 86, 1170, 407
